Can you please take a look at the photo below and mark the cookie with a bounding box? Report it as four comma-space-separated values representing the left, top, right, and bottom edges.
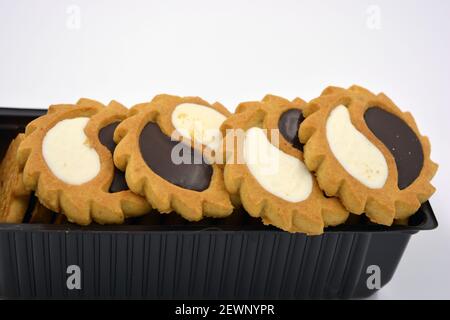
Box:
113, 94, 233, 221
299, 86, 438, 225
220, 95, 349, 235
0, 134, 31, 223
17, 99, 151, 225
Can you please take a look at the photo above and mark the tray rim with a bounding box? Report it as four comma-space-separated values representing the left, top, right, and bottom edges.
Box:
0, 201, 438, 234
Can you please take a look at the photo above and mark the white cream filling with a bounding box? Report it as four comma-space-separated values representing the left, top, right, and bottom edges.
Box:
42, 117, 101, 185
326, 105, 388, 189
171, 103, 227, 152
243, 127, 313, 203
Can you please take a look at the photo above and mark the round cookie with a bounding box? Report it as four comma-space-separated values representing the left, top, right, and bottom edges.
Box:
113, 94, 233, 221
299, 85, 438, 225
0, 134, 31, 223
17, 99, 151, 225
220, 95, 348, 235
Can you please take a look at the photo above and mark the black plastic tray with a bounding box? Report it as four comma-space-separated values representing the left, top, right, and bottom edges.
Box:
0, 107, 438, 299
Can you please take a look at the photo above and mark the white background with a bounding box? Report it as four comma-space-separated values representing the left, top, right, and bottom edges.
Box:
0, 0, 449, 299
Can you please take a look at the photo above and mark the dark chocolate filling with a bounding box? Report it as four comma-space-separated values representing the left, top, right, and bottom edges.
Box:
139, 122, 213, 191
364, 107, 424, 189
99, 122, 129, 193
278, 109, 305, 151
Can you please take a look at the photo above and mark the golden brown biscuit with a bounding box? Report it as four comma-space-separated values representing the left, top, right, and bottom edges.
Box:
221, 95, 348, 235
0, 134, 31, 223
299, 86, 437, 225
113, 94, 234, 221
17, 99, 150, 225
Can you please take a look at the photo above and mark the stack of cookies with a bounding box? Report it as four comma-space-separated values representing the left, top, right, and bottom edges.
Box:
0, 86, 438, 235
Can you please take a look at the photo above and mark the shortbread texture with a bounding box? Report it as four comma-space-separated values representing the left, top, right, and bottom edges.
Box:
0, 134, 31, 223
299, 86, 438, 225
113, 94, 233, 221
16, 99, 150, 225
221, 95, 348, 235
